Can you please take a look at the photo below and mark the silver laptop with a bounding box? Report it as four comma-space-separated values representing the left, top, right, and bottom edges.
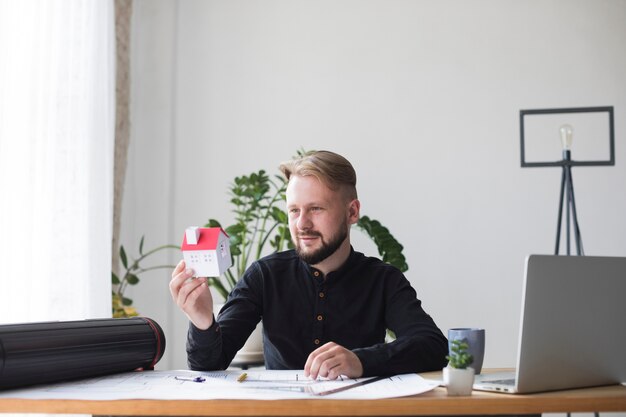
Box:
474, 254, 626, 394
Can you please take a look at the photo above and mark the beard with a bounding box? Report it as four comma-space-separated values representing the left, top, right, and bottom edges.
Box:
295, 219, 349, 265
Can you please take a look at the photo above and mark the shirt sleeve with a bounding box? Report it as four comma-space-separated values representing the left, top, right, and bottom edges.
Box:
186, 265, 264, 371
352, 269, 448, 376
186, 317, 227, 370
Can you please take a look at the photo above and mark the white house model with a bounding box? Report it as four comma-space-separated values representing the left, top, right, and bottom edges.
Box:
180, 227, 232, 277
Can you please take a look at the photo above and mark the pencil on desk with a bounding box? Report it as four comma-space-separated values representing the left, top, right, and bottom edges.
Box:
237, 372, 248, 382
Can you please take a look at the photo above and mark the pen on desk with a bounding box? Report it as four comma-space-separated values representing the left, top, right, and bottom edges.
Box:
174, 376, 206, 383
237, 372, 248, 382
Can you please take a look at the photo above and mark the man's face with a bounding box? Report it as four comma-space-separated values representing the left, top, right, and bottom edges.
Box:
285, 175, 357, 265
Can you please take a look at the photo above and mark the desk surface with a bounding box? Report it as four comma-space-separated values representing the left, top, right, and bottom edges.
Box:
0, 370, 625, 416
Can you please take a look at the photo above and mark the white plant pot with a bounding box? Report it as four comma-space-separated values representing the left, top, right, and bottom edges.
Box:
443, 366, 475, 396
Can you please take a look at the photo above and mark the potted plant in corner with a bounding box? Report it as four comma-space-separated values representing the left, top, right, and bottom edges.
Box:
443, 339, 475, 396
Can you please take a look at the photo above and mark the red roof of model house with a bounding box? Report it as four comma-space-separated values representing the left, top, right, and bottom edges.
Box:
181, 227, 229, 251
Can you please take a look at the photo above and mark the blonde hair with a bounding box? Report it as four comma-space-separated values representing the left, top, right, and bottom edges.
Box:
279, 150, 358, 200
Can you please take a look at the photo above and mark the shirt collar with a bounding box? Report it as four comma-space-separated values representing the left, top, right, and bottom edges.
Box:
303, 246, 358, 281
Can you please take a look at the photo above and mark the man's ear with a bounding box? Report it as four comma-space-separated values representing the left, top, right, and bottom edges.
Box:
348, 199, 360, 225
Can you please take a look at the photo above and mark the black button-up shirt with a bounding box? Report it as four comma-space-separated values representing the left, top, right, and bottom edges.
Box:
187, 248, 448, 376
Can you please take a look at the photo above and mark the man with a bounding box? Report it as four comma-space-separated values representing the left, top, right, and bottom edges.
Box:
170, 150, 447, 379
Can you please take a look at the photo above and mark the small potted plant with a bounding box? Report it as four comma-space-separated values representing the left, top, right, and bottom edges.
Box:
443, 339, 475, 396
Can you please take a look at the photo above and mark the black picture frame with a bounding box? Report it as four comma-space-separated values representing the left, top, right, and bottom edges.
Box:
520, 106, 615, 167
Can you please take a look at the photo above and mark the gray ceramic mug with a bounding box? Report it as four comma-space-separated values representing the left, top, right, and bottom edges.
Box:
448, 328, 485, 374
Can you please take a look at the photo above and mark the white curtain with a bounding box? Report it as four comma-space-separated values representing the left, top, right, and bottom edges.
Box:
0, 0, 115, 324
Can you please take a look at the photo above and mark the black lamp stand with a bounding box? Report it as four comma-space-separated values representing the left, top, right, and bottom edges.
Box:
554, 150, 584, 256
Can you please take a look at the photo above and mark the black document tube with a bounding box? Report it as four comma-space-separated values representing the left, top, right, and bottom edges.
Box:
0, 317, 165, 389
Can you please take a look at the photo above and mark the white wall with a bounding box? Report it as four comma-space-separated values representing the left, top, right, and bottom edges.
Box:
123, 0, 626, 372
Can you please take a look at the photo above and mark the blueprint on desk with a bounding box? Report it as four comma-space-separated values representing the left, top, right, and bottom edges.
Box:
0, 369, 438, 400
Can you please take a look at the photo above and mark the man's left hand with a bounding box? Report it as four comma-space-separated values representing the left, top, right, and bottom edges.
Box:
304, 341, 363, 380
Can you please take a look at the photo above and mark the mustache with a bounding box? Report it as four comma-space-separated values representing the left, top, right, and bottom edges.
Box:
297, 231, 322, 238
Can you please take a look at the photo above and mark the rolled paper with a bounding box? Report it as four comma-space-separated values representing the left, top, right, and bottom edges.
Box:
0, 317, 165, 389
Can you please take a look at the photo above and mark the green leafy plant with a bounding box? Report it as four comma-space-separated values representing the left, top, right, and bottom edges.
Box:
446, 339, 474, 369
112, 237, 179, 318
204, 163, 408, 300
204, 169, 291, 299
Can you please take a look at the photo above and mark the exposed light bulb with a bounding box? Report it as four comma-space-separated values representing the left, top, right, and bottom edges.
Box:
560, 124, 573, 150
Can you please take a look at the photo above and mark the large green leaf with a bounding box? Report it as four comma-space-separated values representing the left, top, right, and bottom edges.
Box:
126, 273, 140, 285
119, 245, 128, 269
226, 224, 246, 235
356, 216, 408, 272
271, 206, 287, 223
205, 219, 222, 228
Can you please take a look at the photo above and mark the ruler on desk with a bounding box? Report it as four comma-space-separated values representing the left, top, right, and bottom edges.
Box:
313, 375, 388, 396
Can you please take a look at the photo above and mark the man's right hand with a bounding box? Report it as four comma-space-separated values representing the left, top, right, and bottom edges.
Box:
169, 260, 214, 330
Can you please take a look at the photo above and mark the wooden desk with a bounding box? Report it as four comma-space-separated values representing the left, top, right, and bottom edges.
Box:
0, 370, 625, 416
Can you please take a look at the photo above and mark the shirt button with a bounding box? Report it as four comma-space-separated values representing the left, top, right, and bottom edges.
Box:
319, 292, 325, 298
314, 339, 320, 345
313, 271, 320, 277
317, 315, 323, 321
